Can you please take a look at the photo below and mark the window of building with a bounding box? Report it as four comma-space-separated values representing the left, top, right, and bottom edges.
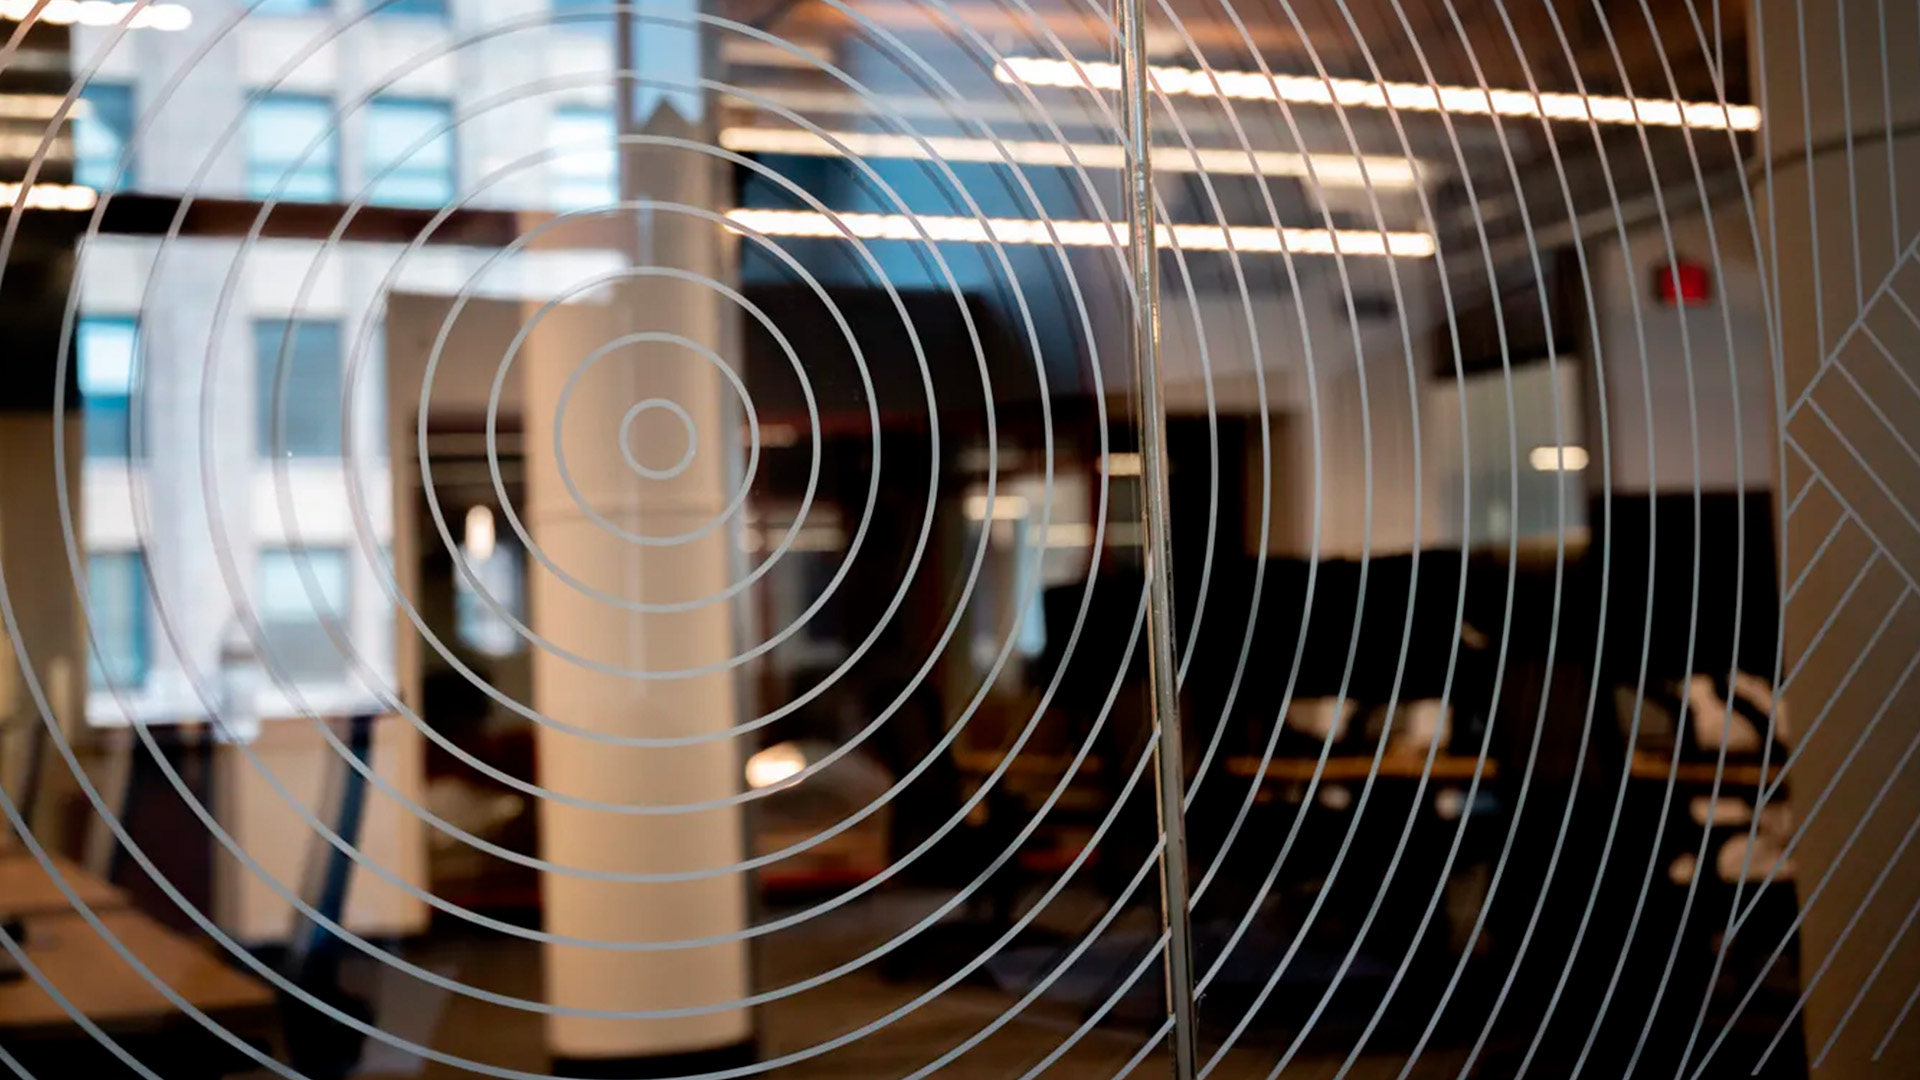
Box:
372, 0, 447, 19
454, 506, 527, 657
547, 105, 616, 211
256, 547, 351, 683
365, 97, 455, 207
75, 83, 135, 191
255, 318, 343, 458
78, 315, 140, 460
550, 0, 614, 30
88, 552, 148, 690
247, 94, 338, 201
254, 0, 331, 12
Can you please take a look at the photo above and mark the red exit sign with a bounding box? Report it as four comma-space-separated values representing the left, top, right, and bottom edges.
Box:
1653, 260, 1713, 307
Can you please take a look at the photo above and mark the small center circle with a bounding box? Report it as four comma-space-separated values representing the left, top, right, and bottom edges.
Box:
619, 398, 698, 480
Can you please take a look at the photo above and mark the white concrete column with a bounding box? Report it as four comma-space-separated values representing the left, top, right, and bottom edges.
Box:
525, 263, 754, 1068
1753, 0, 1920, 1073
142, 242, 255, 725
527, 5, 753, 1065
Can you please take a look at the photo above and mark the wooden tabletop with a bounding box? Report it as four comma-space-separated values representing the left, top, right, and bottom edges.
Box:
0, 853, 129, 918
956, 748, 1497, 782
1225, 753, 1499, 783
1224, 753, 1777, 787
953, 748, 1102, 777
1628, 751, 1781, 788
959, 748, 1778, 789
0, 910, 274, 1036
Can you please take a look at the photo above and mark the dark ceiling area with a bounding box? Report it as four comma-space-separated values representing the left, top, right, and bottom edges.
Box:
716, 0, 1757, 281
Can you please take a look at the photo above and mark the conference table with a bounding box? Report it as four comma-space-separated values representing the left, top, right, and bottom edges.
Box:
1, 851, 130, 919
955, 747, 1780, 788
0, 850, 275, 1077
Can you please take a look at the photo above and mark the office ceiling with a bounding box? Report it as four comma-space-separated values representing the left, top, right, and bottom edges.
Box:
716, 0, 1755, 263
731, 0, 1743, 95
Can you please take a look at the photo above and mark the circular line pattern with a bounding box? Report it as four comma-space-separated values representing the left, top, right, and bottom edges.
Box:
617, 395, 700, 480
1, 1, 1907, 1079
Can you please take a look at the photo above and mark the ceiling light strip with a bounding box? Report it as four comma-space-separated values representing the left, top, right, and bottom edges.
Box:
718, 126, 1422, 189
1, 0, 192, 30
0, 94, 86, 120
726, 207, 1436, 257
996, 57, 1761, 132
0, 182, 98, 211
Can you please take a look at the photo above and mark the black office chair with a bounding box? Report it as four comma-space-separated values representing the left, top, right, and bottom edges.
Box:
278, 713, 377, 1080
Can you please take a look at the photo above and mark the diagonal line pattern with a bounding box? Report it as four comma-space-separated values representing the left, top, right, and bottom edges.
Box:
1771, 162, 1920, 1074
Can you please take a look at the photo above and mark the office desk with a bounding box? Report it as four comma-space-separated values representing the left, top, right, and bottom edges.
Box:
0, 853, 129, 918
960, 747, 1776, 789
0, 910, 273, 1041
1628, 750, 1781, 788
953, 749, 1102, 777
1224, 753, 1499, 783
1224, 753, 1778, 789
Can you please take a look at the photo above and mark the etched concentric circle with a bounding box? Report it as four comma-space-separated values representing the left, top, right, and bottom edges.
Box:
552, 332, 752, 537
617, 396, 699, 480
1, 1, 1913, 1079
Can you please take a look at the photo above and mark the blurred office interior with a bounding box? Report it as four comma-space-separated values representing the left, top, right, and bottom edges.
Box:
0, 1, 1916, 1078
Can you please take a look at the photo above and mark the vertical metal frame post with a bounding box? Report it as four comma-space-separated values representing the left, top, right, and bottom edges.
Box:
1116, 1, 1200, 1074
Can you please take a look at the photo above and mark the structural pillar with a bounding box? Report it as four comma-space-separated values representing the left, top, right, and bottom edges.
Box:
527, 1, 753, 1068
0, 224, 87, 846
1753, 0, 1920, 1073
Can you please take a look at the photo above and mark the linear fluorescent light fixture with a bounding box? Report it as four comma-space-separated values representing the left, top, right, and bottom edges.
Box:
965, 494, 1031, 521
462, 505, 497, 562
1045, 521, 1144, 548
744, 743, 806, 789
0, 182, 98, 211
719, 126, 1422, 190
1, 0, 192, 30
1529, 445, 1590, 472
0, 94, 86, 121
0, 133, 72, 159
727, 207, 1436, 257
997, 57, 1761, 132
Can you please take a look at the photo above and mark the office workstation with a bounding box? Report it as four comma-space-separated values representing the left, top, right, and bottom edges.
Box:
0, 1, 1914, 1078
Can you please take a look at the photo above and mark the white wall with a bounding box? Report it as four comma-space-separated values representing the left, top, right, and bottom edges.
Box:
1423, 360, 1587, 548
1245, 359, 1583, 559
1157, 255, 1432, 415
1163, 258, 1444, 559
1136, 255, 1449, 559
1228, 203, 1771, 565
214, 713, 428, 943
1286, 355, 1439, 558
1590, 209, 1777, 493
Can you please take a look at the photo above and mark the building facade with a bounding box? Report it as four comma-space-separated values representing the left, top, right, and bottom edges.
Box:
71, 0, 624, 728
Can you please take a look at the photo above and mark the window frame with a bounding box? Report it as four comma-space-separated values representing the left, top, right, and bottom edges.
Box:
87, 551, 149, 691
77, 314, 142, 462
369, 0, 449, 21
546, 103, 617, 212
254, 316, 345, 459
548, 0, 617, 31
75, 82, 136, 192
253, 0, 333, 13
364, 95, 457, 208
254, 545, 353, 684
245, 93, 340, 203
